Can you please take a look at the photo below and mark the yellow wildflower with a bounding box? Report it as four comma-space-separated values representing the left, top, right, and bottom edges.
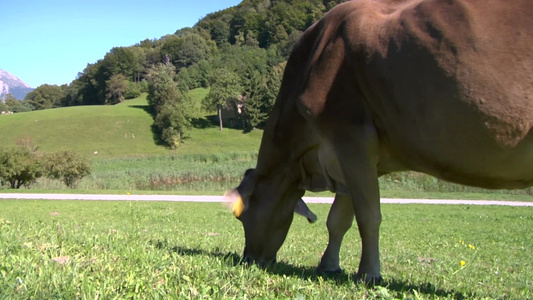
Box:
460, 260, 466, 267
468, 244, 476, 250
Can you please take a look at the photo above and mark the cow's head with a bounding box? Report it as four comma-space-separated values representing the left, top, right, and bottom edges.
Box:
226, 168, 309, 266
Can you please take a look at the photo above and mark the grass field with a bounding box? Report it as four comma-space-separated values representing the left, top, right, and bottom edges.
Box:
0, 200, 531, 299
0, 96, 168, 156
0, 90, 261, 157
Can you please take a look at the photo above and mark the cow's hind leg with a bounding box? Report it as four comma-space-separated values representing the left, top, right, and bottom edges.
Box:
318, 194, 354, 274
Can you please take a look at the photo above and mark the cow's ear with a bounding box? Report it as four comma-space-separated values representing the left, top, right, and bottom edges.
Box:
294, 198, 317, 223
238, 168, 256, 197
224, 169, 256, 217
224, 189, 249, 217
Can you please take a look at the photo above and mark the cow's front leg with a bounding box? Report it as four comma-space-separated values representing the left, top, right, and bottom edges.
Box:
348, 152, 382, 283
329, 126, 382, 284
352, 190, 381, 284
318, 194, 354, 273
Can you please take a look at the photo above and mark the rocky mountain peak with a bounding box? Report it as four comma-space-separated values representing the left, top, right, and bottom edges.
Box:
0, 68, 33, 100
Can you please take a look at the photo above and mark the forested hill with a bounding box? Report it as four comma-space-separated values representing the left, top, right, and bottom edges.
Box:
197, 0, 343, 50
8, 0, 346, 148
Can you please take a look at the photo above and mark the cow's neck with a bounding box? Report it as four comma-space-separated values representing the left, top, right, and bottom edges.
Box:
255, 101, 317, 183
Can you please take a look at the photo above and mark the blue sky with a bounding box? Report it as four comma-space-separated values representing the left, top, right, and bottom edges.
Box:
1, 0, 242, 88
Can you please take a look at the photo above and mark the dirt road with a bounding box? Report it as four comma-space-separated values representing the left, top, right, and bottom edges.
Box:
0, 193, 531, 206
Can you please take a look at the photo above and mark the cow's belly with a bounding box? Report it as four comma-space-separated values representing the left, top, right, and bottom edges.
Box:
379, 116, 533, 189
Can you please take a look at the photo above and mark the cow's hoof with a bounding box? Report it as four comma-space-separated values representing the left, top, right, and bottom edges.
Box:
354, 274, 383, 286
242, 256, 276, 269
317, 266, 343, 275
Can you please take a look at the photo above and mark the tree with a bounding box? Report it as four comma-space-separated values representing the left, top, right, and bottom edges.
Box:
146, 62, 181, 109
124, 81, 143, 100
146, 62, 192, 148
203, 68, 242, 131
75, 61, 108, 105
242, 62, 284, 129
160, 33, 216, 70
186, 60, 212, 89
106, 74, 128, 104
61, 80, 84, 107
176, 68, 192, 91
24, 84, 65, 110
0, 101, 7, 112
154, 101, 189, 149
4, 94, 33, 112
0, 144, 43, 189
44, 149, 91, 188
176, 34, 214, 69
280, 30, 303, 58
103, 47, 141, 81
241, 71, 265, 128
208, 19, 230, 48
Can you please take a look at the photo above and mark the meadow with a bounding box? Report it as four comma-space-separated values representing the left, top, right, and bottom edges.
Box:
0, 199, 531, 299
0, 89, 261, 157
1, 91, 531, 199
0, 96, 166, 156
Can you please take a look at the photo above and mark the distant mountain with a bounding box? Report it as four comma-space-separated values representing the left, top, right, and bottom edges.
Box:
0, 68, 34, 100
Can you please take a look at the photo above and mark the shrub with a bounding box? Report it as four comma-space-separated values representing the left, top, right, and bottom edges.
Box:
44, 149, 91, 188
0, 145, 43, 189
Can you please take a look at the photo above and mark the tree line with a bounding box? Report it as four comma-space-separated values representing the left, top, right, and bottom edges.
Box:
2, 0, 346, 148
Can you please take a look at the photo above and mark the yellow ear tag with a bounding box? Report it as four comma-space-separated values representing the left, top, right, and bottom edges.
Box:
233, 196, 245, 217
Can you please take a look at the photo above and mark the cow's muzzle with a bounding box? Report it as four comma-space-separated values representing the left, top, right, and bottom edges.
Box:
242, 248, 276, 267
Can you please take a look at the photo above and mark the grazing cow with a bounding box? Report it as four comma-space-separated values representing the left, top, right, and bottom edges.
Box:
226, 0, 533, 283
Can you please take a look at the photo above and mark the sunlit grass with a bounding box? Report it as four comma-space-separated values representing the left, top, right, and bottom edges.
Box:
0, 95, 169, 156
0, 200, 531, 299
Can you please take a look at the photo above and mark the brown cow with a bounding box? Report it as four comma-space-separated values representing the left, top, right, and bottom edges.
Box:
226, 0, 533, 283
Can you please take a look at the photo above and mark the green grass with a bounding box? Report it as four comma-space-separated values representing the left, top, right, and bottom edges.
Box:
0, 89, 261, 157
0, 200, 531, 299
179, 127, 262, 155
0, 95, 168, 156
188, 88, 209, 115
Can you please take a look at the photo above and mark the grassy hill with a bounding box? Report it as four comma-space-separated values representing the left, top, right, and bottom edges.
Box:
0, 89, 262, 157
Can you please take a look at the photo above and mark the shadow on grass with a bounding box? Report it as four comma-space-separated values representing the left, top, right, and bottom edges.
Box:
384, 279, 469, 299
196, 114, 257, 132
130, 104, 155, 116
191, 117, 215, 129
152, 240, 470, 298
130, 104, 166, 146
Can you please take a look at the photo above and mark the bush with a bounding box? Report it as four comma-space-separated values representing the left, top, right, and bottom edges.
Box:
0, 145, 43, 189
44, 149, 91, 188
